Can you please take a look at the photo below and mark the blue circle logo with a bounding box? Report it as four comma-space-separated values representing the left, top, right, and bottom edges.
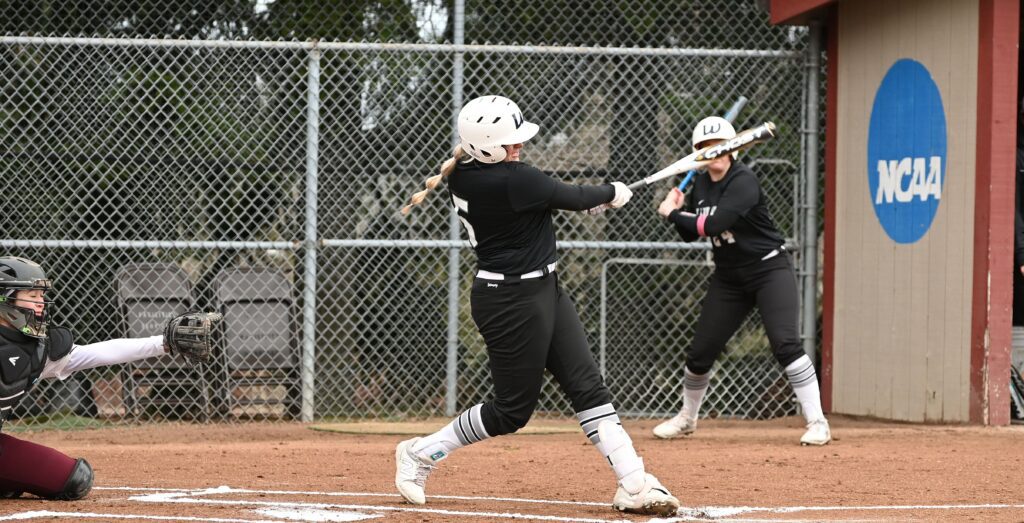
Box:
867, 59, 947, 244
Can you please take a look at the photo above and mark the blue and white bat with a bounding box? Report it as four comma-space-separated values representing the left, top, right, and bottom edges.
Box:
676, 96, 749, 192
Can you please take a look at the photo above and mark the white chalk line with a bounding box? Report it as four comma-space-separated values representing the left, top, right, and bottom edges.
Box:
0, 511, 294, 523
0, 512, 885, 523
126, 492, 621, 523
5, 485, 1014, 522
95, 486, 623, 523
99, 486, 1024, 516
95, 486, 609, 507
689, 503, 1024, 517
254, 506, 382, 521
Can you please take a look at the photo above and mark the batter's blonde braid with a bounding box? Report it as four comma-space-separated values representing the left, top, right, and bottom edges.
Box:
401, 145, 465, 215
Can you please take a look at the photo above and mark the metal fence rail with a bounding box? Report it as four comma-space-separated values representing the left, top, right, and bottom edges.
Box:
1, 28, 815, 429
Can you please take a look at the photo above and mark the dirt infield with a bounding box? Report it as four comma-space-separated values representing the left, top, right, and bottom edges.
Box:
3, 415, 1024, 522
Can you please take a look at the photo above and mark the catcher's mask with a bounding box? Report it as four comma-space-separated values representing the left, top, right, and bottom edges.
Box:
0, 257, 53, 338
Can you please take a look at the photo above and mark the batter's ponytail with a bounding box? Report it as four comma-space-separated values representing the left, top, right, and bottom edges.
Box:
402, 145, 464, 215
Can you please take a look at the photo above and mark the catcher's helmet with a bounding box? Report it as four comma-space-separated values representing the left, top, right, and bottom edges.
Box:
0, 257, 52, 337
457, 95, 540, 163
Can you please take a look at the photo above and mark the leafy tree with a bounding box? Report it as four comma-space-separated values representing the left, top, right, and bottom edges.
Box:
0, 0, 258, 39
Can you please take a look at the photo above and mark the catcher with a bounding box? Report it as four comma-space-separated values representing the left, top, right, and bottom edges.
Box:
0, 256, 220, 501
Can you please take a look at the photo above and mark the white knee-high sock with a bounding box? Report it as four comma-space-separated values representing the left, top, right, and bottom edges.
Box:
411, 404, 491, 463
577, 404, 645, 492
679, 367, 711, 420
785, 355, 826, 423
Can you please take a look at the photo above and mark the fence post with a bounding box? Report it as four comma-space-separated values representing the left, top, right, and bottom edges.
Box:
445, 0, 466, 418
301, 46, 321, 422
801, 23, 822, 363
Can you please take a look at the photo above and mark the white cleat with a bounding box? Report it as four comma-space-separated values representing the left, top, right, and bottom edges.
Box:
652, 415, 696, 439
612, 472, 680, 516
800, 419, 831, 446
395, 437, 435, 504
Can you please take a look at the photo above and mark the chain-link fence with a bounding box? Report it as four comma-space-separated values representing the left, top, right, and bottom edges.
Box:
1, 2, 818, 429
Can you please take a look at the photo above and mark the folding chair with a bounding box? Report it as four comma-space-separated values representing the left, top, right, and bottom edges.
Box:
114, 263, 211, 421
212, 267, 299, 418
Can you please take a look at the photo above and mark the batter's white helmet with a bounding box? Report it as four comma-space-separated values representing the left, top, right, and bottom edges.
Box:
692, 116, 737, 154
457, 96, 540, 163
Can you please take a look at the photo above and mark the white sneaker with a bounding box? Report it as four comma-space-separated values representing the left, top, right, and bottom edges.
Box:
395, 438, 435, 504
652, 415, 696, 439
612, 472, 680, 516
800, 419, 831, 446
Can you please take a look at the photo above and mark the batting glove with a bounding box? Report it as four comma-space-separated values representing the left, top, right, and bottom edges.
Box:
608, 182, 633, 208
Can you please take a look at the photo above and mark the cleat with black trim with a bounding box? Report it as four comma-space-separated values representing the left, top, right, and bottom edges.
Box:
611, 472, 680, 516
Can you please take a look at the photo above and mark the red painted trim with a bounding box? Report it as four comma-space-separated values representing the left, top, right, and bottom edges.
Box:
769, 0, 837, 25
820, 8, 838, 414
971, 0, 1018, 425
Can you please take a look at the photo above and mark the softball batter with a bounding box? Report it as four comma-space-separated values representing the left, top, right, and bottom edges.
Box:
652, 116, 831, 446
0, 256, 217, 499
397, 95, 679, 516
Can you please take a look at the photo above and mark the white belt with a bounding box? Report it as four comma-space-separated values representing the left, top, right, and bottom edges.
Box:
761, 247, 785, 261
477, 262, 557, 281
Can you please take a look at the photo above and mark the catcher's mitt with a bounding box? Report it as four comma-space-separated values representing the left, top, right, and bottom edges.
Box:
163, 311, 223, 366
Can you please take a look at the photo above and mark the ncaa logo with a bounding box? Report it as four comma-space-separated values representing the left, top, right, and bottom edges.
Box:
867, 59, 947, 244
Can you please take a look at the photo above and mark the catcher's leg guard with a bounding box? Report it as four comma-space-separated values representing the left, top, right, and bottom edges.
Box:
50, 458, 93, 501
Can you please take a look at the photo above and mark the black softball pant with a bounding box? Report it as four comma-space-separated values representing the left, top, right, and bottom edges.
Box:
685, 252, 804, 375
470, 272, 612, 436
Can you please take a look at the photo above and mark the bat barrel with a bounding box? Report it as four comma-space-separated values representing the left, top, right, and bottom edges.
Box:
624, 121, 777, 191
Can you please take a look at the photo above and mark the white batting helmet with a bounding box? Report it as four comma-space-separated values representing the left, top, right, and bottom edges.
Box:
692, 115, 737, 153
457, 96, 540, 163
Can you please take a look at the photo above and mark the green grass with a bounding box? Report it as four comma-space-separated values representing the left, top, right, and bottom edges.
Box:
4, 413, 114, 433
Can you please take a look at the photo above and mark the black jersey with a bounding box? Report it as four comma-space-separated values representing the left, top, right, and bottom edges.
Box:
447, 160, 614, 275
0, 326, 73, 430
668, 161, 785, 268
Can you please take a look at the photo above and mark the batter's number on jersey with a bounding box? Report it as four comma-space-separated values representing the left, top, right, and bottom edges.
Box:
712, 230, 736, 247
451, 194, 478, 247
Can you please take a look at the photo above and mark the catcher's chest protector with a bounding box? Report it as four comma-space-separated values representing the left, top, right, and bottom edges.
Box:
0, 328, 48, 429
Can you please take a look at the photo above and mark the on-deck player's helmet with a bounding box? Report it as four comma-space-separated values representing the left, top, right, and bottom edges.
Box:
457, 95, 540, 163
692, 115, 738, 159
0, 257, 52, 338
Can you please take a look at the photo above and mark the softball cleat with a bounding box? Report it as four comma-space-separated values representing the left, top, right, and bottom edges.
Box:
652, 415, 696, 439
395, 437, 435, 504
612, 472, 680, 516
800, 419, 831, 446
